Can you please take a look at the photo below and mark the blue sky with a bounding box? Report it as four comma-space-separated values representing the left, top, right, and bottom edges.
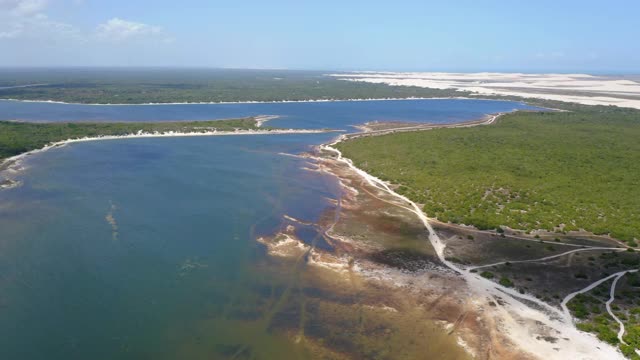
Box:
0, 0, 638, 73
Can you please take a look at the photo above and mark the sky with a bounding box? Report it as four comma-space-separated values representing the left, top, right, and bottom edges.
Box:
0, 0, 639, 73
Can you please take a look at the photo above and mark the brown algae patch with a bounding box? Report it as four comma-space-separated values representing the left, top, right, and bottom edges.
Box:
248, 149, 537, 359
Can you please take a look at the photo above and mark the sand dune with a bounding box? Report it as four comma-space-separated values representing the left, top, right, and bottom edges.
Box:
330, 72, 640, 109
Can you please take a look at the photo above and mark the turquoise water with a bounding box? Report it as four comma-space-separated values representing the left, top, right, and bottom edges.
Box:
0, 99, 539, 359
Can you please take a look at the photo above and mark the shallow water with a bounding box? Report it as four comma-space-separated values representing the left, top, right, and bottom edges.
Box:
0, 99, 539, 359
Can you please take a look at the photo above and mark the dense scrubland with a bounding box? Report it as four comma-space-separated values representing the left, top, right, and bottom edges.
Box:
0, 118, 259, 162
0, 68, 467, 104
337, 105, 640, 244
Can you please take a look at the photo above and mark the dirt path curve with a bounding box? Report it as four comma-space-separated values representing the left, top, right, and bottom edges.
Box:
561, 270, 638, 324
607, 270, 638, 345
467, 247, 626, 271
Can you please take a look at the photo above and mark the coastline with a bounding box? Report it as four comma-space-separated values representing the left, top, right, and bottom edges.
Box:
0, 127, 340, 189
315, 115, 626, 359
1, 106, 629, 357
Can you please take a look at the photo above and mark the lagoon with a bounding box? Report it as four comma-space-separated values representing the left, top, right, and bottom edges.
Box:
0, 99, 538, 359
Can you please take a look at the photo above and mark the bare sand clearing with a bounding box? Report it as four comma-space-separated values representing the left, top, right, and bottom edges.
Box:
330, 72, 640, 109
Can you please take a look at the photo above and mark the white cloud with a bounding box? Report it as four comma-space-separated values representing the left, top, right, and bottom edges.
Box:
0, 0, 48, 16
0, 3, 173, 46
0, 20, 22, 38
0, 0, 81, 40
0, 13, 80, 40
96, 18, 168, 42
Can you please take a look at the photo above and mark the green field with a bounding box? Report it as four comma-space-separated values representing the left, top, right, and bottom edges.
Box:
0, 118, 259, 162
336, 106, 640, 244
0, 68, 467, 104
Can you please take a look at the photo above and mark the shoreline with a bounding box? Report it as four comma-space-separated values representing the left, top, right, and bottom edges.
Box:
318, 115, 626, 359
0, 127, 340, 188
341, 112, 505, 141
0, 96, 520, 106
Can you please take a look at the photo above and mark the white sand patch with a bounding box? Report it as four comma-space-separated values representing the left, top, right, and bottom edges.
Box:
330, 72, 640, 109
254, 115, 280, 127
257, 233, 310, 257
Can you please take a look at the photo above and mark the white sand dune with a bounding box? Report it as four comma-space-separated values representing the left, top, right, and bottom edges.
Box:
330, 72, 640, 109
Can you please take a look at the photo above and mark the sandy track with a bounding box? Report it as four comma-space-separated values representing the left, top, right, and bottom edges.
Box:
607, 271, 638, 345
467, 247, 627, 271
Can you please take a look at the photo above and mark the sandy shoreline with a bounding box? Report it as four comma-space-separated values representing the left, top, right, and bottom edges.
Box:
317, 116, 626, 359
0, 127, 339, 189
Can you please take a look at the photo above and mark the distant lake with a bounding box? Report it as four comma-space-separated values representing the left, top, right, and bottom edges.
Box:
0, 99, 539, 359
0, 98, 535, 131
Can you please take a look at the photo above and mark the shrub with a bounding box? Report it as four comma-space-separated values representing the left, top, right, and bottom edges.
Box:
480, 271, 494, 279
499, 277, 514, 287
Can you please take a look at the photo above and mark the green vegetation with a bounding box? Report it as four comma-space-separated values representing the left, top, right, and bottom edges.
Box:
0, 68, 468, 104
569, 293, 601, 320
499, 277, 514, 287
480, 271, 494, 279
623, 326, 640, 359
336, 106, 640, 243
0, 118, 260, 162
577, 320, 620, 345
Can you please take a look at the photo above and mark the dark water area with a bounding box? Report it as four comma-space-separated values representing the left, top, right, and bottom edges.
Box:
0, 99, 539, 359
